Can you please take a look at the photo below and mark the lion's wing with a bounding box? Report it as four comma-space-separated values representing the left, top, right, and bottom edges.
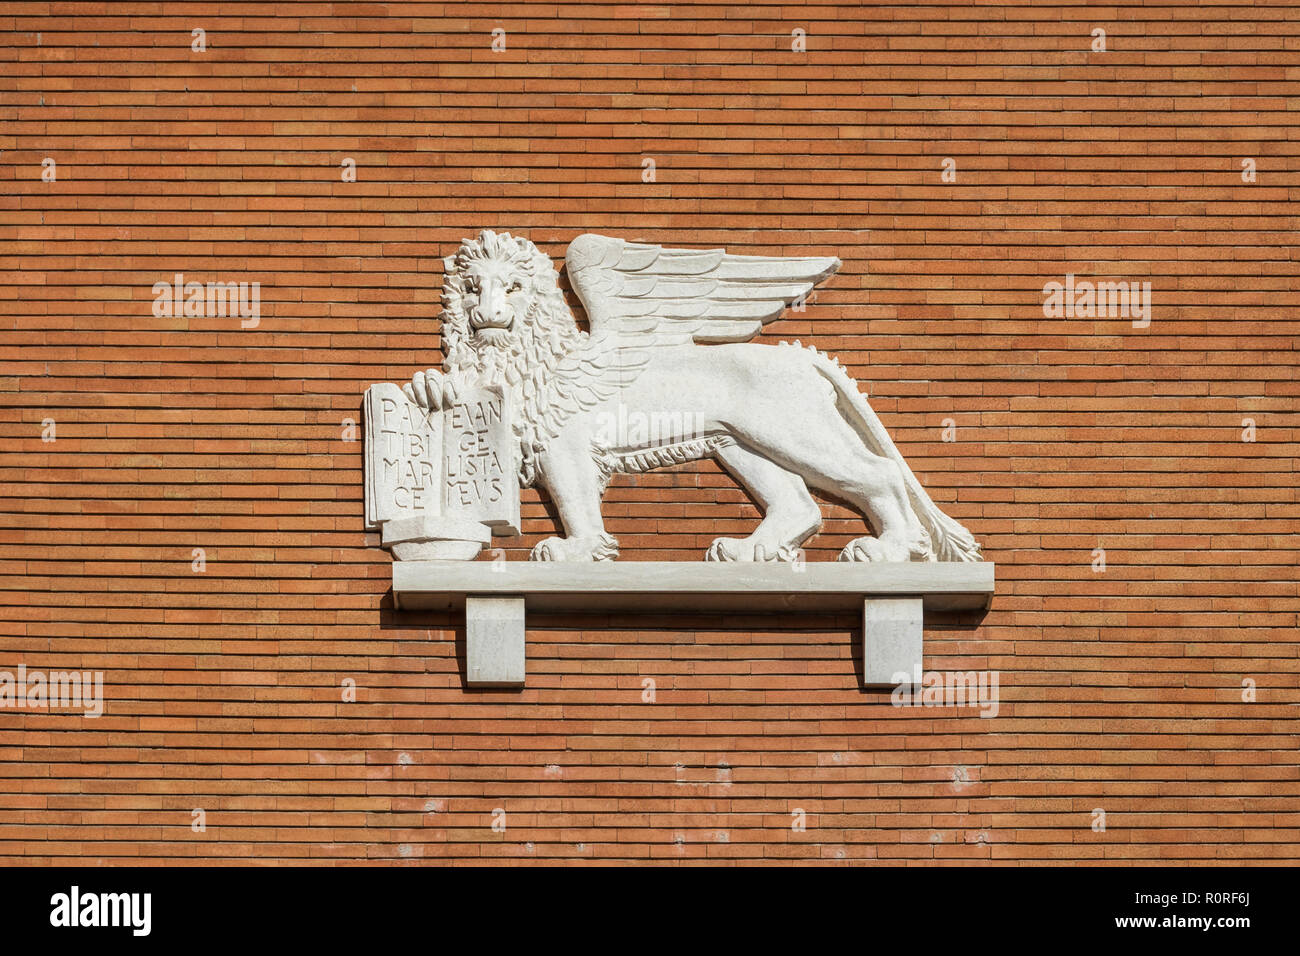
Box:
565, 233, 841, 346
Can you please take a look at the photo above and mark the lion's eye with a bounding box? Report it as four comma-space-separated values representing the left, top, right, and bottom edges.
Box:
508, 281, 522, 294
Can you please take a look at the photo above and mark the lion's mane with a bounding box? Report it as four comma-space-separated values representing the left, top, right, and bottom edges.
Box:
439, 229, 587, 488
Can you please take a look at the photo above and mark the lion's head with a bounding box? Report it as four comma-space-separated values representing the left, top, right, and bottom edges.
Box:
439, 229, 586, 486
440, 229, 580, 375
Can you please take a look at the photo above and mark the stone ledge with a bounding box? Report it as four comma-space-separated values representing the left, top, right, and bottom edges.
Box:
392, 560, 994, 613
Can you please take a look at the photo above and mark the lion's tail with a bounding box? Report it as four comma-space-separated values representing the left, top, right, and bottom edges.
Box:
808, 349, 983, 563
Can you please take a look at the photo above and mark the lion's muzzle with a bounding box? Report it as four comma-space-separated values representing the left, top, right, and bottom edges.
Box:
468, 280, 516, 333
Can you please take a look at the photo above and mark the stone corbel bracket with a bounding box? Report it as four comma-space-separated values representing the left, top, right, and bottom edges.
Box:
392, 562, 995, 688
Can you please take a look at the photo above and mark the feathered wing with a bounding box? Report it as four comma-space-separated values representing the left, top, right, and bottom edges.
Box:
565, 233, 841, 347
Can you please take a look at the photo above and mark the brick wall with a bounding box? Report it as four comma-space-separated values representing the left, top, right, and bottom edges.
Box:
2, 2, 1296, 864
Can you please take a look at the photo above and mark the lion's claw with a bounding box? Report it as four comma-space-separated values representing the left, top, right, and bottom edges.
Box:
706, 537, 798, 562
408, 368, 452, 411
838, 536, 912, 563
529, 535, 618, 562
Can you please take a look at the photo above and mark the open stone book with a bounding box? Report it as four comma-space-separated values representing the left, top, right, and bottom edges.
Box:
363, 381, 520, 560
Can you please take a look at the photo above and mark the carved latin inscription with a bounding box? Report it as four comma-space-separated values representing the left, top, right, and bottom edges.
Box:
444, 384, 520, 535
364, 381, 519, 555
364, 383, 443, 530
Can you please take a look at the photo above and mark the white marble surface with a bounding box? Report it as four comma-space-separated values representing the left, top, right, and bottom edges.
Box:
394, 560, 994, 612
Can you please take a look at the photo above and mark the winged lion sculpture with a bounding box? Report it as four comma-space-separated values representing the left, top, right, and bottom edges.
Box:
401, 229, 982, 564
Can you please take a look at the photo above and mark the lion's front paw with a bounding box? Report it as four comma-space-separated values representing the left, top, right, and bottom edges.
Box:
705, 537, 797, 562
530, 534, 619, 562
530, 536, 573, 562
705, 537, 745, 562
838, 535, 916, 563
402, 367, 458, 411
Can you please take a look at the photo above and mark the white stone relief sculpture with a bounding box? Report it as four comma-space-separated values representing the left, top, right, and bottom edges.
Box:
365, 229, 983, 564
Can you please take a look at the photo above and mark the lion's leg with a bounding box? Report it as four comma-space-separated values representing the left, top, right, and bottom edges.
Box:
730, 400, 929, 563
529, 420, 618, 562
707, 442, 822, 562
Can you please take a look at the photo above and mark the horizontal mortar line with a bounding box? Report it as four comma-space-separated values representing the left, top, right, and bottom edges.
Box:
7, 717, 1289, 723
0, 824, 1290, 833
3, 771, 1295, 779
